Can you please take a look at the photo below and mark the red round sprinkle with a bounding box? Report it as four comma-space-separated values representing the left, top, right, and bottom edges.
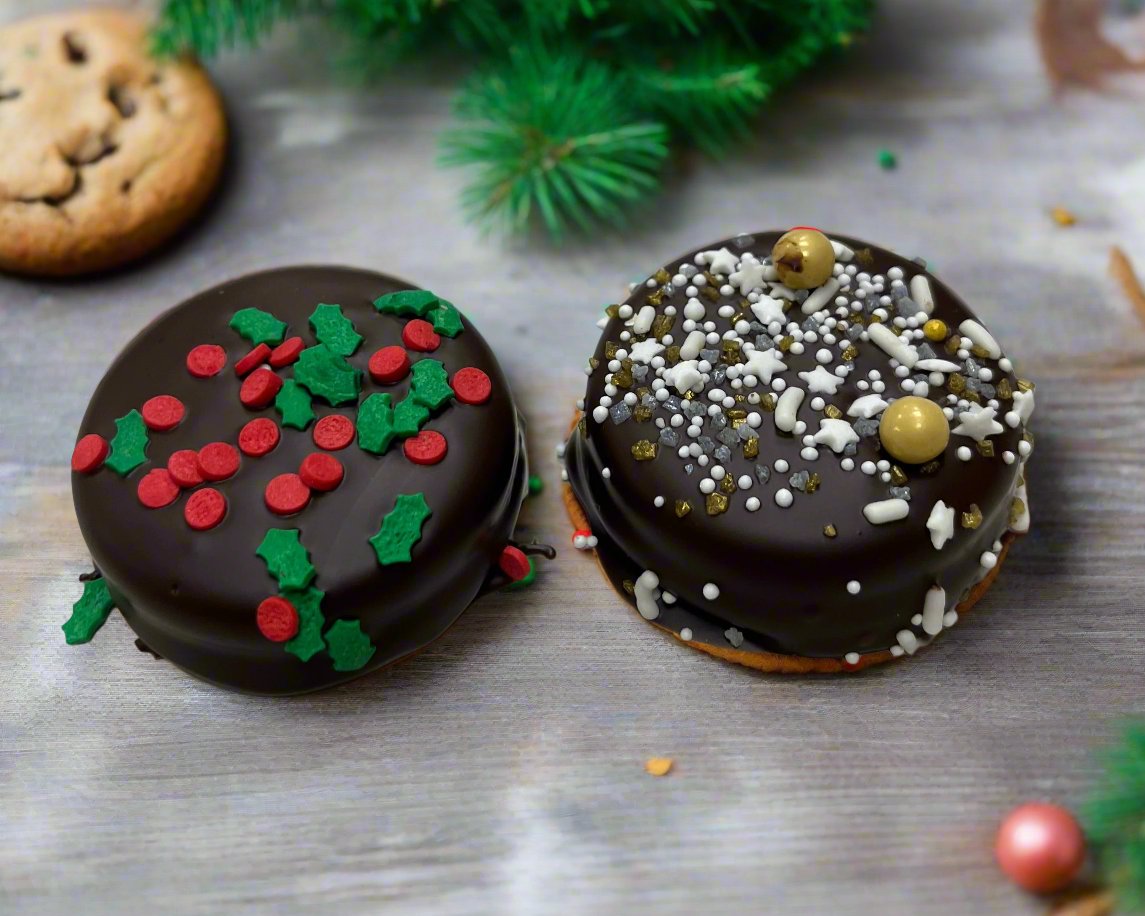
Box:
240, 368, 283, 409
269, 336, 304, 368
368, 345, 411, 384
71, 434, 109, 473
137, 469, 180, 509
299, 453, 344, 492
185, 487, 227, 530
186, 344, 226, 378
167, 449, 204, 488
312, 414, 354, 450
790, 225, 822, 232
256, 596, 299, 642
402, 319, 440, 352
452, 367, 492, 405
197, 442, 240, 482
403, 429, 447, 465
238, 418, 280, 457
498, 545, 531, 582
234, 343, 272, 377
141, 395, 185, 432
265, 473, 311, 516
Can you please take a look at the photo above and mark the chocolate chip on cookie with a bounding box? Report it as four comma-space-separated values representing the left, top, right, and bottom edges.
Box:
0, 9, 227, 277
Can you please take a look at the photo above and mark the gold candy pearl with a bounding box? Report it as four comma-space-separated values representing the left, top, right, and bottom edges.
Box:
772, 228, 836, 290
923, 319, 947, 341
879, 396, 950, 465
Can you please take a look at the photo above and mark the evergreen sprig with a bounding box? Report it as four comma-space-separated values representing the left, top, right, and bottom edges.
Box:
155, 0, 873, 238
1085, 724, 1145, 912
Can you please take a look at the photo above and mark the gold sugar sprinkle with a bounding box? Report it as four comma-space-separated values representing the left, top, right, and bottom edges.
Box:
646, 289, 665, 307
605, 304, 620, 319
1009, 497, 1026, 527
652, 313, 675, 339
823, 524, 837, 538
868, 314, 883, 325
577, 417, 586, 436
588, 356, 600, 370
962, 504, 983, 529
665, 345, 681, 365
805, 472, 822, 494
733, 393, 746, 403
964, 388, 982, 404
1050, 207, 1076, 227
947, 373, 966, 394
604, 341, 618, 359
730, 417, 745, 429
706, 492, 729, 516
1023, 428, 1036, 446
654, 268, 671, 285
720, 475, 736, 494
1017, 378, 1035, 393
971, 344, 991, 359
919, 460, 941, 475
976, 439, 995, 458
996, 377, 1013, 400
855, 247, 875, 267
703, 271, 719, 286
622, 579, 635, 595
761, 393, 777, 412
683, 390, 694, 400
727, 408, 747, 421
841, 345, 859, 362
633, 405, 653, 422
778, 335, 795, 352
701, 284, 720, 302
631, 440, 657, 461
890, 465, 908, 486
944, 335, 961, 354
612, 369, 633, 389
730, 311, 746, 325
721, 340, 742, 363
743, 437, 759, 459
675, 499, 692, 518
824, 404, 843, 420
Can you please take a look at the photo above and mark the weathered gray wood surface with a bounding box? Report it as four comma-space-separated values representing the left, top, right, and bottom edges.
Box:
3, 1, 1145, 913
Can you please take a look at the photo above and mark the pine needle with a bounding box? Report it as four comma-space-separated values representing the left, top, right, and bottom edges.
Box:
1083, 724, 1145, 913
153, 0, 297, 57
440, 47, 669, 237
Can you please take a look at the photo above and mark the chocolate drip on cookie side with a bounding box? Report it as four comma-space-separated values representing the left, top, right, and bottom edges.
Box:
70, 266, 535, 694
563, 232, 1033, 664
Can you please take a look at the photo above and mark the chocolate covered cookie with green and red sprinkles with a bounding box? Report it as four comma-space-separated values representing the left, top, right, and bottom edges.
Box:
561, 230, 1033, 672
67, 266, 550, 694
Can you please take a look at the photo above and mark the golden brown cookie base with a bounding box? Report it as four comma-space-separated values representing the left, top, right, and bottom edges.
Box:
562, 412, 1020, 673
0, 10, 227, 277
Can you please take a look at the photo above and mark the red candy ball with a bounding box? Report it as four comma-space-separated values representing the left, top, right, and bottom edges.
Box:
234, 343, 272, 378
265, 473, 311, 516
256, 596, 299, 642
368, 345, 410, 384
238, 418, 280, 457
71, 434, 109, 473
186, 344, 226, 378
141, 395, 185, 432
197, 442, 240, 482
167, 449, 204, 488
240, 367, 283, 409
996, 803, 1086, 894
403, 429, 447, 465
299, 453, 344, 492
137, 469, 180, 509
185, 487, 227, 531
452, 367, 491, 405
312, 414, 354, 451
498, 545, 531, 581
269, 336, 304, 368
402, 319, 440, 352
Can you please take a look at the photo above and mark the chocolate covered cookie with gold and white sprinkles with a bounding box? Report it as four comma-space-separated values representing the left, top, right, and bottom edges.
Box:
562, 230, 1033, 672
66, 266, 550, 694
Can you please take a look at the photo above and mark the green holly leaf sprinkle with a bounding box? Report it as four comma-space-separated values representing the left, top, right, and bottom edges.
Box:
309, 303, 363, 356
275, 379, 315, 430
283, 586, 326, 662
324, 619, 376, 672
392, 396, 430, 438
105, 409, 149, 476
256, 528, 315, 591
293, 344, 362, 406
372, 289, 438, 317
229, 307, 288, 346
357, 393, 396, 454
62, 577, 116, 644
429, 299, 464, 337
410, 359, 455, 411
369, 493, 431, 566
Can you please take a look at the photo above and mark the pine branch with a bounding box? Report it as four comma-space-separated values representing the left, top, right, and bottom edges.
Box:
153, 0, 298, 57
1084, 724, 1145, 912
440, 46, 669, 237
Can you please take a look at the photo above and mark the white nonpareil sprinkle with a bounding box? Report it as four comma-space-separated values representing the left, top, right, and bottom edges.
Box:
957, 446, 972, 461
775, 488, 794, 508
980, 551, 998, 569
680, 628, 693, 641
592, 406, 608, 423
774, 459, 790, 473
654, 495, 665, 507
703, 583, 720, 600
699, 478, 716, 494
602, 467, 611, 479
738, 475, 753, 490
896, 630, 919, 655
844, 652, 860, 665
846, 580, 861, 595
745, 496, 761, 512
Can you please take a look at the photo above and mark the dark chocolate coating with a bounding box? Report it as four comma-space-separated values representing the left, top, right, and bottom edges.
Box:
565, 233, 1028, 660
73, 266, 529, 694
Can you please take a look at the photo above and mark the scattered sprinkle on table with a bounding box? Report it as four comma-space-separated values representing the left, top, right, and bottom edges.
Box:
645, 758, 674, 777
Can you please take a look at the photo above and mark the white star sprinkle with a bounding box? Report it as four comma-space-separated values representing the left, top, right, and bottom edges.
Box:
926, 500, 955, 550
813, 418, 860, 454
951, 403, 1003, 442
703, 247, 739, 276
847, 394, 889, 418
628, 338, 665, 364
798, 365, 844, 395
730, 258, 769, 293
664, 359, 704, 395
749, 294, 786, 326
742, 348, 787, 384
